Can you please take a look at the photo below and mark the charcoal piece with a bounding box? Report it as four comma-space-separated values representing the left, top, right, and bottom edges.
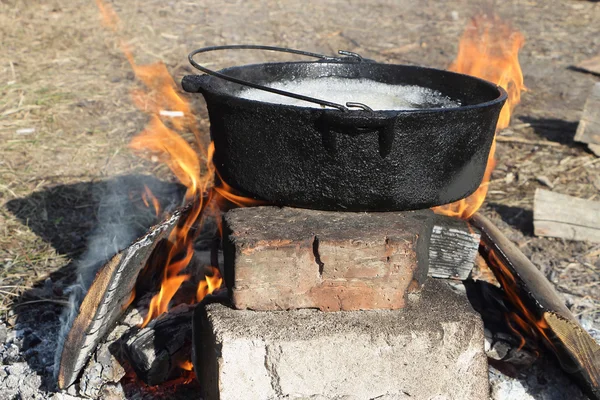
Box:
123, 304, 194, 386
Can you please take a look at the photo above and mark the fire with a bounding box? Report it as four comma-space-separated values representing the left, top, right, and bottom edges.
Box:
177, 360, 196, 384
433, 15, 526, 219
141, 185, 161, 217
179, 360, 194, 371
128, 60, 215, 327
481, 245, 555, 352
196, 266, 223, 302
94, 0, 260, 331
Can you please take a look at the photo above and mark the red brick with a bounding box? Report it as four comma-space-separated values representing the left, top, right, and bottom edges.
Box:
223, 207, 432, 311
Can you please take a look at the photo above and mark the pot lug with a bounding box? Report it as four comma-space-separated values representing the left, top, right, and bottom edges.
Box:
182, 74, 210, 94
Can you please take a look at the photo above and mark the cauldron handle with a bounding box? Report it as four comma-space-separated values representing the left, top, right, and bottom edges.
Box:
319, 112, 397, 158
188, 45, 374, 112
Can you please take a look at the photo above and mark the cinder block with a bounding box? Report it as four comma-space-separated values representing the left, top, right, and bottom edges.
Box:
194, 279, 488, 400
223, 207, 431, 311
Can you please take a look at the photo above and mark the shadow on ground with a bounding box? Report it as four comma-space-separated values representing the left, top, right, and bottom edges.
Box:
488, 203, 534, 236
519, 116, 579, 145
4, 175, 183, 393
6, 175, 184, 260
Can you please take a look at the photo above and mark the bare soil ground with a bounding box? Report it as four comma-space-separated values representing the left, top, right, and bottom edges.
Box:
0, 0, 599, 398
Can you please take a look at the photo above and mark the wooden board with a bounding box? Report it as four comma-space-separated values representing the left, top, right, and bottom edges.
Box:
429, 215, 480, 280
57, 208, 185, 389
534, 188, 600, 243
574, 82, 600, 146
545, 312, 600, 400
576, 54, 600, 76
471, 212, 575, 320
589, 143, 600, 157
471, 212, 599, 398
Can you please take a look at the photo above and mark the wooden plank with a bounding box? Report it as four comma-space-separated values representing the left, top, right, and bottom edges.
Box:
471, 212, 600, 399
533, 188, 600, 243
589, 143, 600, 157
574, 82, 600, 146
471, 212, 575, 320
576, 54, 600, 76
429, 215, 480, 280
57, 207, 186, 389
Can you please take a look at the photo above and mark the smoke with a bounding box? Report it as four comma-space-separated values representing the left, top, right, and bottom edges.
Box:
53, 175, 183, 382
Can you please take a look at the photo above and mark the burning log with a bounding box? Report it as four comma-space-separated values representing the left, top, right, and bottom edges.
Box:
57, 207, 186, 389
471, 212, 600, 399
123, 304, 194, 386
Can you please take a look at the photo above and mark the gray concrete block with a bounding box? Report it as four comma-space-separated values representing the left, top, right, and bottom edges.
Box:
194, 279, 488, 400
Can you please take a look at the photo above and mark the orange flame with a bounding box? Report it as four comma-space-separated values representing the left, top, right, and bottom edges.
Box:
482, 246, 555, 352
177, 360, 196, 384
433, 15, 526, 219
129, 61, 214, 326
196, 266, 223, 302
95, 0, 260, 330
179, 360, 194, 371
141, 185, 161, 217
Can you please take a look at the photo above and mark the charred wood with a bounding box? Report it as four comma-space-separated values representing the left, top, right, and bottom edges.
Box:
471, 212, 600, 399
123, 304, 194, 386
57, 206, 188, 389
429, 214, 480, 280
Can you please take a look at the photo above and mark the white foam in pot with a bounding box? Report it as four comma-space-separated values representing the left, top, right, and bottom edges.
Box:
237, 77, 461, 110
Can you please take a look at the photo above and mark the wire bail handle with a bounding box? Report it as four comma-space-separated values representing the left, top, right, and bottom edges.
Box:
188, 45, 374, 112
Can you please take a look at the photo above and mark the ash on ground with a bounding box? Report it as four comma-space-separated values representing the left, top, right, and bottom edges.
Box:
0, 278, 201, 400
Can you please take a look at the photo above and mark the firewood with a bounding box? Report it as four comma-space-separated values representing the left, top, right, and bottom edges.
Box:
574, 82, 600, 152
533, 188, 600, 243
429, 215, 480, 280
57, 206, 188, 389
575, 54, 600, 76
123, 304, 194, 386
471, 212, 600, 399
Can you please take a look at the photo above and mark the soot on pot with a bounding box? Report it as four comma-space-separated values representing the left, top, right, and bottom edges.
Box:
237, 77, 461, 110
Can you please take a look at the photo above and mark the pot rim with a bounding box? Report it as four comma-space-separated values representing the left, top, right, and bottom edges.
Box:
184, 60, 508, 115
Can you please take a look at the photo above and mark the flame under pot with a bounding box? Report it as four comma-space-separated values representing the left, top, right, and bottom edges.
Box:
183, 61, 506, 211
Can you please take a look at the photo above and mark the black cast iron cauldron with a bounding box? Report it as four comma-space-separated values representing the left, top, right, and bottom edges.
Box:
182, 45, 507, 211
